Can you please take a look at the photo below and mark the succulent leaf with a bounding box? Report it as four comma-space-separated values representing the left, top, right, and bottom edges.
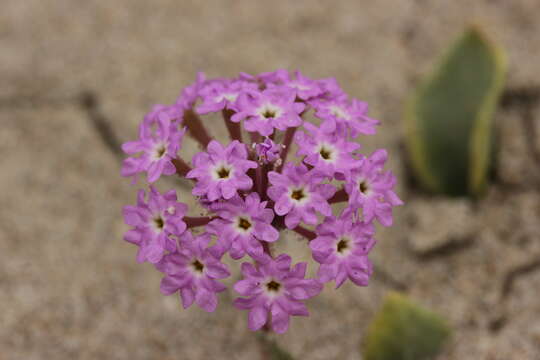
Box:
363, 292, 451, 360
405, 26, 506, 196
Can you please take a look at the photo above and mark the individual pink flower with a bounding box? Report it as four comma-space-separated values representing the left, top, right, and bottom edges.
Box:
123, 187, 188, 263
206, 193, 279, 261
159, 231, 230, 312
267, 163, 336, 229
121, 108, 186, 183
254, 138, 282, 164
257, 69, 290, 86
187, 140, 257, 201
317, 77, 347, 100
233, 254, 322, 333
196, 79, 258, 114
142, 104, 183, 127
295, 122, 361, 178
266, 70, 324, 101
175, 72, 207, 111
344, 149, 403, 226
310, 212, 375, 288
231, 89, 305, 136
312, 97, 379, 138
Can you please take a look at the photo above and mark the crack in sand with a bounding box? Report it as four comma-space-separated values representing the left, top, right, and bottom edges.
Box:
0, 91, 191, 190
501, 87, 540, 167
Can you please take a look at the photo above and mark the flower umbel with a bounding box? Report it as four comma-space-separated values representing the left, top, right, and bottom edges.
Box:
121, 70, 402, 333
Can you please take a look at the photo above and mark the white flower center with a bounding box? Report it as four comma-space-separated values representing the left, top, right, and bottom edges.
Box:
316, 142, 337, 163
329, 105, 350, 121
336, 236, 353, 257
211, 162, 234, 180
215, 92, 238, 103
257, 103, 283, 120
358, 179, 371, 196
288, 186, 310, 205
234, 216, 253, 234
262, 278, 283, 297
151, 214, 165, 232
152, 142, 167, 160
190, 259, 205, 275
289, 82, 310, 91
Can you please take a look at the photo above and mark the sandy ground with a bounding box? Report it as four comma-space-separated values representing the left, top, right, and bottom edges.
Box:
1, 1, 540, 359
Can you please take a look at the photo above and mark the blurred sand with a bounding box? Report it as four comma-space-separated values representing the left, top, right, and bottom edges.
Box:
1, 1, 540, 359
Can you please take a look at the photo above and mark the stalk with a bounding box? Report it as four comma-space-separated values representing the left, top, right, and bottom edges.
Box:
293, 226, 316, 241
172, 158, 192, 177
222, 109, 242, 142
328, 188, 348, 204
184, 216, 214, 228
183, 109, 212, 148
276, 127, 297, 173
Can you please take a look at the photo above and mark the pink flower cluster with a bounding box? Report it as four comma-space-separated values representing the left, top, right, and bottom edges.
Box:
121, 70, 402, 333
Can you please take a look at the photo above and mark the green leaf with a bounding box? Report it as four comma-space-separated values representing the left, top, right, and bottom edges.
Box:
363, 292, 451, 360
404, 26, 506, 196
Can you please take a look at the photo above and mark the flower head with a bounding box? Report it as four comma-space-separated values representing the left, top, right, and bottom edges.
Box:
254, 138, 282, 164
121, 70, 402, 333
295, 122, 361, 178
312, 97, 379, 138
233, 254, 322, 333
344, 149, 403, 226
159, 231, 230, 312
206, 193, 279, 261
257, 69, 290, 85
310, 212, 375, 288
121, 108, 186, 183
123, 187, 188, 263
267, 163, 336, 229
176, 72, 207, 111
267, 70, 323, 101
197, 79, 258, 114
231, 89, 305, 136
187, 140, 257, 201
317, 77, 347, 100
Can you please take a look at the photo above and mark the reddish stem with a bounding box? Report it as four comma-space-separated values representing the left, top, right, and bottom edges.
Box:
261, 241, 273, 257
293, 226, 317, 241
276, 127, 297, 173
250, 131, 262, 146
328, 188, 348, 204
184, 216, 214, 228
172, 158, 192, 177
184, 109, 212, 148
256, 164, 263, 197
260, 163, 271, 201
222, 109, 242, 142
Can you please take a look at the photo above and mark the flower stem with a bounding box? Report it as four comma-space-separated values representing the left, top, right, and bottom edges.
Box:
183, 109, 212, 148
293, 226, 316, 240
184, 216, 214, 228
250, 131, 262, 146
276, 127, 297, 173
261, 241, 273, 257
260, 163, 271, 201
172, 158, 192, 177
328, 188, 348, 204
256, 164, 263, 197
222, 109, 242, 142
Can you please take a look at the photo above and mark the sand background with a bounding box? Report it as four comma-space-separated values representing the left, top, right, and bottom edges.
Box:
1, 1, 540, 359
